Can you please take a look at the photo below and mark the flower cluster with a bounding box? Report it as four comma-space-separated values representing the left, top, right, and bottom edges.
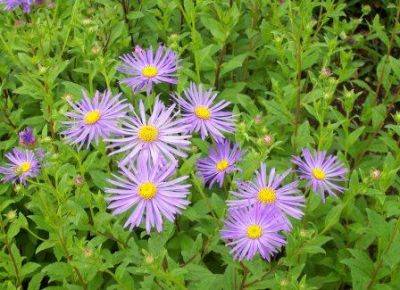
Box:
60, 46, 236, 234
220, 148, 347, 261
0, 45, 348, 263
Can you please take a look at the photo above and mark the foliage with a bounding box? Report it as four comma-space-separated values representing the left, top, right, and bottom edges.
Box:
0, 0, 399, 289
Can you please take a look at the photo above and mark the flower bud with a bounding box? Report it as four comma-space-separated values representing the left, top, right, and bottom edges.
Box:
145, 254, 154, 264
82, 18, 92, 26
19, 127, 36, 147
83, 247, 93, 257
254, 115, 262, 124
370, 169, 381, 180
74, 175, 85, 187
6, 210, 17, 220
320, 67, 332, 77
394, 112, 400, 123
263, 135, 274, 146
91, 45, 101, 55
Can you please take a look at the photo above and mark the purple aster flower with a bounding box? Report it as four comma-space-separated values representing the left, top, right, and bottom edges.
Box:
0, 0, 34, 12
292, 148, 347, 201
173, 82, 235, 140
221, 206, 286, 261
118, 45, 178, 94
197, 140, 241, 188
19, 127, 36, 147
0, 148, 40, 185
106, 98, 191, 166
106, 157, 190, 233
61, 90, 129, 149
227, 163, 304, 221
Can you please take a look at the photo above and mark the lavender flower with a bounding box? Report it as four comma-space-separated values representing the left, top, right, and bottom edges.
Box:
221, 206, 286, 261
118, 45, 178, 94
19, 127, 36, 146
0, 0, 35, 12
292, 148, 347, 201
228, 163, 304, 221
106, 98, 191, 166
62, 90, 129, 149
0, 148, 40, 184
197, 140, 241, 188
173, 82, 235, 140
106, 157, 190, 233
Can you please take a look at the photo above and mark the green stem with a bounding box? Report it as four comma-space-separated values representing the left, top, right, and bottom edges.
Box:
0, 218, 22, 288
58, 231, 88, 289
366, 217, 400, 289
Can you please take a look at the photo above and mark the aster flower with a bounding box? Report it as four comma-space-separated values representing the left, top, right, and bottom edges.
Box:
19, 127, 36, 146
0, 0, 35, 12
106, 157, 191, 233
197, 140, 241, 188
292, 148, 347, 201
173, 82, 235, 140
227, 163, 304, 221
106, 98, 191, 166
221, 206, 286, 261
118, 45, 178, 94
61, 90, 129, 149
0, 148, 40, 184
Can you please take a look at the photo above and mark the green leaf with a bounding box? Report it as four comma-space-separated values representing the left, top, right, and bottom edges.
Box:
220, 53, 249, 76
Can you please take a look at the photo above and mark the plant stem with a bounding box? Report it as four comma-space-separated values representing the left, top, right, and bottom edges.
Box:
366, 217, 400, 289
239, 262, 249, 289
288, 1, 303, 148
120, 0, 134, 46
0, 218, 22, 288
214, 43, 226, 90
58, 231, 88, 289
293, 42, 302, 140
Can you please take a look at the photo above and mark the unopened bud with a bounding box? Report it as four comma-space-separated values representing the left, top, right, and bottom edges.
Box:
41, 136, 52, 143
82, 18, 92, 25
321, 67, 332, 77
63, 93, 73, 102
254, 115, 262, 124
83, 247, 93, 257
145, 254, 154, 264
370, 169, 381, 180
74, 175, 85, 187
362, 5, 371, 14
394, 112, 400, 123
6, 210, 17, 220
300, 229, 308, 238
280, 279, 288, 286
191, 146, 198, 153
38, 65, 47, 74
91, 45, 101, 55
263, 135, 274, 145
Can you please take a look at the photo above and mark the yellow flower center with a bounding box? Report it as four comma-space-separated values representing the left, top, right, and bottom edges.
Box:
215, 159, 229, 172
138, 182, 157, 200
15, 162, 31, 174
194, 106, 211, 120
257, 187, 277, 204
84, 110, 101, 125
312, 167, 326, 180
138, 125, 158, 142
246, 224, 263, 239
141, 65, 158, 78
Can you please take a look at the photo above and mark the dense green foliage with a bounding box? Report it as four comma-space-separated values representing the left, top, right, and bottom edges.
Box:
0, 0, 400, 289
